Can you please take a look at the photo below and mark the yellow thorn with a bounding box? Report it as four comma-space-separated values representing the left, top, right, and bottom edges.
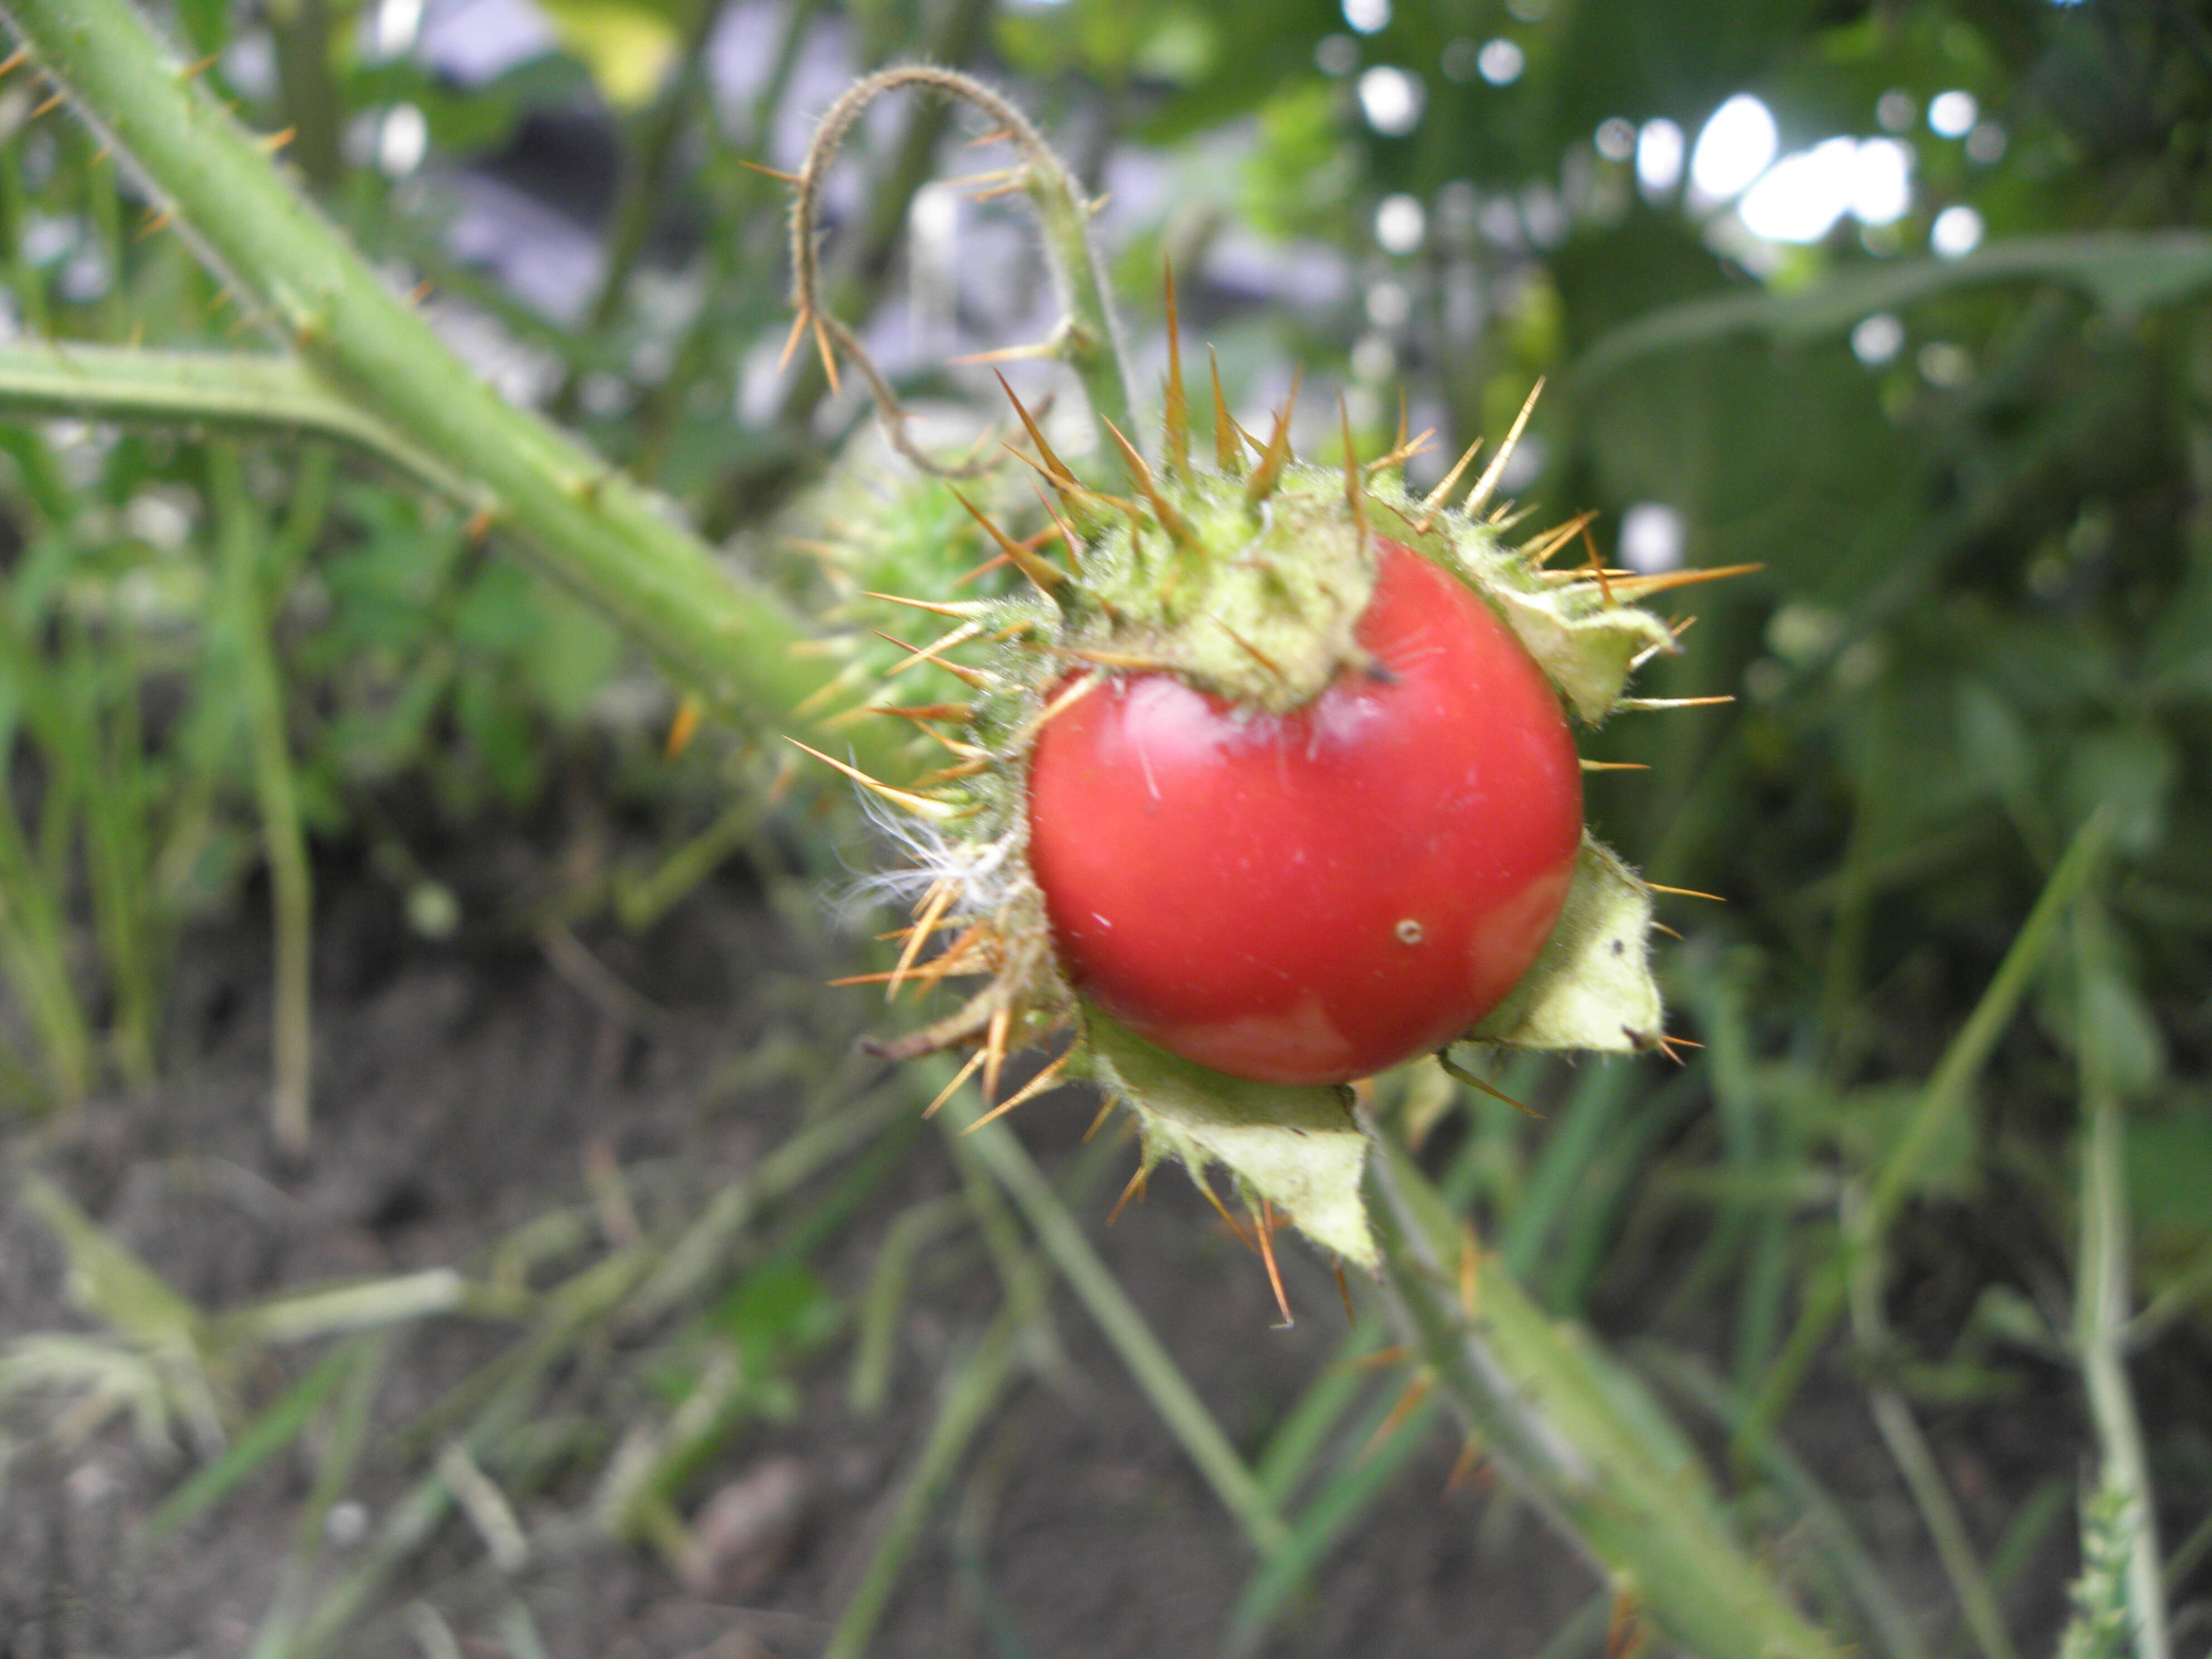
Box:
1081, 1095, 1118, 1142
1411, 435, 1485, 535
1162, 258, 1191, 480
179, 50, 222, 80
1359, 1373, 1435, 1462
1338, 393, 1366, 550
1335, 1260, 1355, 1321
664, 695, 702, 758
31, 89, 65, 118
1616, 695, 1735, 710
1031, 485, 1085, 574
922, 1049, 987, 1119
1464, 379, 1544, 515
872, 620, 986, 680
889, 879, 958, 1001
862, 590, 983, 619
0, 47, 30, 76
1008, 670, 1105, 748
950, 490, 1065, 593
1579, 521, 1616, 605
775, 306, 811, 373
1056, 645, 1178, 673
1100, 417, 1194, 549
1646, 882, 1724, 902
993, 371, 1078, 488
1107, 1160, 1149, 1226
1437, 1050, 1542, 1118
406, 279, 434, 307
1520, 510, 1600, 567
1580, 759, 1649, 772
136, 207, 173, 241
981, 1004, 1011, 1101
1652, 920, 1684, 941
1208, 346, 1243, 479
1243, 367, 1302, 505
811, 313, 841, 395
963, 1047, 1074, 1134
739, 157, 799, 183
949, 338, 1060, 366
260, 126, 297, 153
1257, 1196, 1294, 1328
1607, 562, 1764, 599
1215, 620, 1283, 680
783, 738, 960, 821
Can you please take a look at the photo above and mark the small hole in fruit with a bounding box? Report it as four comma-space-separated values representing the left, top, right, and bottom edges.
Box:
1395, 918, 1424, 944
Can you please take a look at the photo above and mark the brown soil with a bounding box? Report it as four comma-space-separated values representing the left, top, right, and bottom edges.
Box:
0, 841, 2090, 1658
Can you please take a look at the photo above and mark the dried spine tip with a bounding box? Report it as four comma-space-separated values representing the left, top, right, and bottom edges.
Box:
783, 738, 960, 821
950, 491, 1066, 591
1465, 377, 1544, 515
1101, 418, 1195, 550
994, 372, 1077, 489
1161, 260, 1193, 479
1209, 347, 1243, 479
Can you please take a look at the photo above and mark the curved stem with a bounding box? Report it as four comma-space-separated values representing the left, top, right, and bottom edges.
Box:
784, 64, 1138, 476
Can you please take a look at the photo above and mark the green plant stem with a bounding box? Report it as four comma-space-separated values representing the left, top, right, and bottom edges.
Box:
0, 778, 94, 1103
2074, 903, 2170, 1659
0, 0, 897, 775
211, 445, 314, 1153
1738, 811, 2111, 1464
0, 341, 471, 499
1363, 1128, 1841, 1659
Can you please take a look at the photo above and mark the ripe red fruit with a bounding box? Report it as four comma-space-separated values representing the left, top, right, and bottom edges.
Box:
1026, 539, 1584, 1085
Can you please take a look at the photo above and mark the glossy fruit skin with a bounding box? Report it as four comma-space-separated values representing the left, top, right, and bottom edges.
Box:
1026, 540, 1583, 1085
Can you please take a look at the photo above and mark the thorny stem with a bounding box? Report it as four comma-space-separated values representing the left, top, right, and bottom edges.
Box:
0, 0, 903, 779
1363, 1126, 1841, 1659
785, 64, 1138, 478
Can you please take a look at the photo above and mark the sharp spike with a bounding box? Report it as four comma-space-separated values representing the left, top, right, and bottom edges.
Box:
31, 89, 66, 118
1438, 1050, 1543, 1118
1161, 260, 1191, 481
950, 490, 1066, 593
1031, 485, 1085, 574
1615, 695, 1735, 710
890, 880, 959, 1001
1411, 436, 1485, 535
1215, 621, 1284, 680
981, 1004, 1011, 1101
1580, 759, 1650, 772
1579, 521, 1616, 604
871, 620, 986, 680
962, 1048, 1074, 1134
1606, 562, 1764, 599
1359, 1374, 1435, 1462
811, 314, 841, 395
137, 207, 173, 241
864, 590, 984, 618
740, 158, 802, 182
1652, 920, 1685, 941
1007, 670, 1106, 748
1256, 1197, 1294, 1328
993, 372, 1077, 489
260, 126, 297, 153
664, 695, 702, 758
1056, 646, 1180, 673
0, 47, 28, 76
1244, 368, 1302, 504
922, 1049, 988, 1119
1100, 418, 1195, 548
1334, 1261, 1355, 1321
914, 920, 995, 996
1465, 378, 1544, 514
1192, 1175, 1257, 1250
775, 307, 811, 374
783, 738, 960, 821
1209, 347, 1244, 479
950, 338, 1060, 366
1646, 882, 1725, 901
951, 551, 1014, 587
1107, 1161, 1149, 1226
1365, 427, 1438, 477
1520, 511, 1600, 567
1082, 1095, 1118, 1142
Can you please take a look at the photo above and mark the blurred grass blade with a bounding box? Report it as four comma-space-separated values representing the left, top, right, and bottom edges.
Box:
1739, 810, 2111, 1463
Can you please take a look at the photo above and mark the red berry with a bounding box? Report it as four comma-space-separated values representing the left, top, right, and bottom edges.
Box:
1026, 540, 1584, 1085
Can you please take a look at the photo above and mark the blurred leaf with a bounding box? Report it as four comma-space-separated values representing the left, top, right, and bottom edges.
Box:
536, 0, 682, 110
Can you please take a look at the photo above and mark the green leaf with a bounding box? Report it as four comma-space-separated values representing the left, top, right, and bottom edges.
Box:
1081, 1006, 1375, 1266
1576, 234, 2212, 386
